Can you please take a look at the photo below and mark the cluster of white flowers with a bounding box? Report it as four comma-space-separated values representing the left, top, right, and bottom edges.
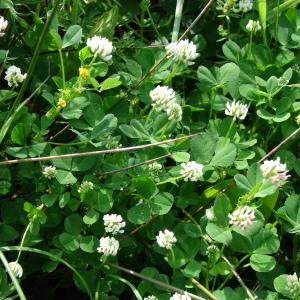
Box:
205, 207, 215, 221
246, 20, 261, 33
42, 166, 57, 179
180, 161, 204, 182
287, 273, 300, 298
149, 86, 182, 121
170, 292, 191, 300
87, 35, 113, 61
235, 0, 253, 12
144, 296, 158, 300
148, 162, 163, 173
4, 66, 27, 88
156, 229, 177, 250
78, 181, 94, 193
7, 261, 23, 278
0, 16, 8, 37
97, 236, 119, 256
103, 214, 126, 235
228, 206, 255, 229
225, 100, 248, 120
260, 157, 290, 185
165, 39, 199, 65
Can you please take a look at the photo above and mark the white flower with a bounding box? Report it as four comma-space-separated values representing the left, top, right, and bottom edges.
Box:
260, 157, 290, 184
235, 0, 253, 12
180, 161, 204, 182
86, 36, 113, 61
278, 77, 289, 87
97, 236, 119, 256
144, 296, 158, 300
246, 20, 261, 33
148, 162, 163, 172
42, 166, 57, 179
287, 273, 300, 298
206, 245, 219, 256
149, 85, 177, 112
0, 16, 8, 37
4, 66, 27, 88
205, 207, 215, 221
156, 229, 177, 250
225, 100, 248, 120
229, 206, 255, 230
7, 261, 23, 278
165, 39, 199, 65
78, 181, 94, 193
103, 214, 126, 235
170, 292, 191, 300
166, 102, 183, 121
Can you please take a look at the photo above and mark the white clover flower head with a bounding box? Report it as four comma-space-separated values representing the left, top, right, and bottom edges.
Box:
180, 161, 204, 182
166, 102, 183, 121
148, 162, 163, 172
260, 157, 290, 185
229, 206, 255, 230
42, 166, 57, 179
97, 236, 119, 256
246, 20, 261, 33
278, 77, 289, 87
205, 207, 215, 221
149, 85, 177, 112
144, 296, 158, 300
165, 39, 199, 65
78, 181, 94, 193
156, 229, 177, 250
103, 214, 126, 235
225, 100, 248, 120
206, 244, 219, 256
4, 66, 27, 88
170, 292, 191, 300
287, 273, 300, 298
7, 261, 23, 278
0, 16, 8, 37
236, 0, 253, 12
86, 35, 113, 61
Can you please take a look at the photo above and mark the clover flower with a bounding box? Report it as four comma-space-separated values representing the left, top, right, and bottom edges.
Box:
180, 161, 204, 182
7, 261, 23, 278
170, 292, 191, 300
246, 20, 261, 33
229, 206, 255, 230
78, 181, 94, 193
287, 273, 300, 298
295, 114, 300, 125
206, 245, 219, 256
149, 85, 177, 112
205, 207, 216, 221
166, 102, 183, 121
236, 0, 253, 12
86, 36, 113, 61
225, 100, 248, 120
165, 39, 199, 65
156, 229, 177, 250
0, 16, 8, 37
97, 236, 119, 256
278, 77, 289, 87
42, 166, 57, 179
144, 296, 158, 300
57, 98, 67, 109
148, 162, 163, 172
260, 157, 290, 184
103, 214, 126, 235
4, 66, 27, 88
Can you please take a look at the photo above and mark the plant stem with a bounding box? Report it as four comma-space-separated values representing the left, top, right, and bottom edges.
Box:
248, 31, 253, 59
224, 118, 235, 143
58, 49, 66, 89
157, 175, 184, 186
172, 0, 185, 42
170, 248, 176, 277
146, 7, 163, 43
16, 223, 31, 263
191, 278, 217, 300
209, 88, 216, 120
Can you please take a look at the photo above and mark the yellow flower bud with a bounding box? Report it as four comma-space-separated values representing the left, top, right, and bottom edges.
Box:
79, 67, 89, 77
295, 114, 300, 125
57, 98, 67, 108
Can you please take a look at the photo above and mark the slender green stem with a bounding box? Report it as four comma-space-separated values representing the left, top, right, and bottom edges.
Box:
170, 248, 176, 277
209, 88, 216, 120
224, 118, 235, 144
145, 107, 154, 127
16, 224, 31, 263
157, 175, 184, 186
58, 49, 66, 89
239, 181, 263, 205
248, 31, 253, 59
172, 0, 185, 42
0, 251, 26, 300
164, 61, 181, 85
140, 9, 145, 39
95, 277, 101, 300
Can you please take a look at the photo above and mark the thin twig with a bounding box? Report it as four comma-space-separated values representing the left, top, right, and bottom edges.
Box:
221, 255, 256, 300
98, 154, 170, 176
258, 127, 300, 163
49, 124, 70, 141
108, 263, 206, 300
0, 133, 201, 165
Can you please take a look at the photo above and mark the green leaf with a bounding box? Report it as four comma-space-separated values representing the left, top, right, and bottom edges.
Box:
64, 214, 83, 235
0, 224, 18, 241
127, 203, 151, 225
183, 260, 202, 278
219, 63, 240, 86
58, 232, 79, 251
274, 274, 294, 298
79, 236, 98, 253
150, 192, 173, 215
91, 114, 117, 139
92, 189, 113, 213
132, 176, 157, 199
100, 77, 122, 92
222, 40, 241, 62
0, 90, 17, 104
206, 223, 232, 245
56, 170, 77, 185
210, 139, 237, 167
250, 254, 276, 272
171, 152, 190, 162
83, 209, 99, 225
213, 194, 231, 227
253, 228, 280, 254
62, 25, 82, 48
197, 66, 217, 89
